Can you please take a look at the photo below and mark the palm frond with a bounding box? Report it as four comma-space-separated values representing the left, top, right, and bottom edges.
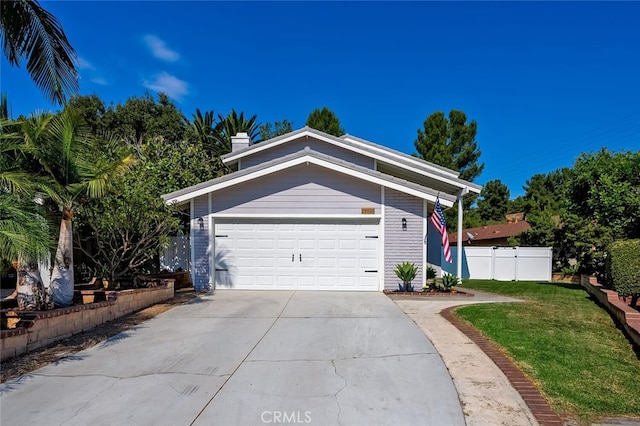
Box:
0, 0, 78, 105
0, 194, 52, 263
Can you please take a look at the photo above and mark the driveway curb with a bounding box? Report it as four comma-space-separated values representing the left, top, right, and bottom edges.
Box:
440, 306, 564, 426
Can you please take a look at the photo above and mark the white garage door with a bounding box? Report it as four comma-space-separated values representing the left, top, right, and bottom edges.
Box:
213, 219, 379, 290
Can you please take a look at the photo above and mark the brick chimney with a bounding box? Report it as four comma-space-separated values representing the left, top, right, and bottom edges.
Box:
231, 132, 250, 152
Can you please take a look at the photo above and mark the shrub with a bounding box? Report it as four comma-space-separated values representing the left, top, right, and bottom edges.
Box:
441, 274, 458, 291
606, 239, 640, 306
395, 262, 418, 292
426, 266, 437, 280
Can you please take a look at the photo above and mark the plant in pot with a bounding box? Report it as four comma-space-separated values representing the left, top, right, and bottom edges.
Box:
395, 262, 418, 292
423, 266, 437, 292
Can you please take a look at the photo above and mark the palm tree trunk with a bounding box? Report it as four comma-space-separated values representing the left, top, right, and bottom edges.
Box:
16, 256, 52, 310
49, 208, 74, 307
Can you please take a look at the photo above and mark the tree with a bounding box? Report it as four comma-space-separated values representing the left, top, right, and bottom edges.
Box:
1, 118, 54, 309
74, 138, 220, 282
414, 110, 484, 182
522, 169, 569, 218
559, 149, 640, 276
507, 196, 526, 214
19, 111, 135, 306
213, 109, 261, 154
260, 119, 293, 140
0, 0, 78, 105
305, 107, 344, 137
65, 94, 107, 134
477, 179, 510, 223
103, 93, 187, 145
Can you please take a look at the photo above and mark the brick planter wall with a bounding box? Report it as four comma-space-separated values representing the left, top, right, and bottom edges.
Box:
1, 280, 174, 362
581, 275, 640, 348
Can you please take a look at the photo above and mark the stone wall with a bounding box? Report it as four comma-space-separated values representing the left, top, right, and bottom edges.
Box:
1, 280, 174, 362
580, 275, 640, 348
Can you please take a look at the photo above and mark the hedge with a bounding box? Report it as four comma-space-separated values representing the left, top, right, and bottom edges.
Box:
607, 239, 640, 304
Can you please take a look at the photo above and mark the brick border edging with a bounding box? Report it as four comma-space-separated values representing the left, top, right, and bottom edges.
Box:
440, 306, 564, 426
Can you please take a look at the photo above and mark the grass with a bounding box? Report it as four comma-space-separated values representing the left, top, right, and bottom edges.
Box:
456, 280, 640, 423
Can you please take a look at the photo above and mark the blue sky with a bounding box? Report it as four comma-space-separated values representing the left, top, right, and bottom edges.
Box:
3, 1, 639, 198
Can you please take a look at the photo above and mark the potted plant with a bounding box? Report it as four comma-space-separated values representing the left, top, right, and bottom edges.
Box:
394, 262, 418, 292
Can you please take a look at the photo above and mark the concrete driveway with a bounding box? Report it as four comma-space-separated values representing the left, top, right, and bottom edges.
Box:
1, 291, 464, 426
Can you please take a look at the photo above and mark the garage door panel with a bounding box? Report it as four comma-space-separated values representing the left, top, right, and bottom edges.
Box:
214, 220, 379, 290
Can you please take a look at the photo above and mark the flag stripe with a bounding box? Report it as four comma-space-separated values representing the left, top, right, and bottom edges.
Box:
430, 197, 452, 263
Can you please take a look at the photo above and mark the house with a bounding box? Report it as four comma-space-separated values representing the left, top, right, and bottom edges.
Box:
162, 127, 481, 291
449, 220, 531, 247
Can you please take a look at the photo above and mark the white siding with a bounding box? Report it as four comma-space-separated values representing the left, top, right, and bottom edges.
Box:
241, 138, 375, 169
383, 188, 424, 290
211, 164, 381, 215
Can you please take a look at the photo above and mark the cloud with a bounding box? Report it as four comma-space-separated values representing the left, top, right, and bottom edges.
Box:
76, 56, 95, 70
90, 77, 108, 86
142, 72, 189, 101
143, 35, 180, 62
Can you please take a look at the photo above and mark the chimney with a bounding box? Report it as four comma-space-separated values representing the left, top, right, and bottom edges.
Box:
231, 132, 250, 152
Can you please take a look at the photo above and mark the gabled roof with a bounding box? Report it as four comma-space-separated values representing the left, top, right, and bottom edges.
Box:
449, 221, 531, 243
163, 147, 458, 207
222, 127, 482, 197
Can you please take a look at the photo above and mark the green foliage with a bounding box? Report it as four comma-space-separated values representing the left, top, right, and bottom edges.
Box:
74, 138, 220, 281
414, 110, 484, 183
102, 93, 187, 144
0, 0, 78, 105
394, 262, 418, 290
477, 179, 510, 222
305, 107, 344, 137
507, 195, 526, 214
566, 149, 640, 239
260, 119, 293, 140
458, 280, 640, 419
214, 109, 261, 154
440, 273, 458, 290
522, 169, 569, 218
426, 266, 437, 279
606, 240, 640, 300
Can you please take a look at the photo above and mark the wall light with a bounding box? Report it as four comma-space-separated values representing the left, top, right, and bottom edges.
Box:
402, 218, 407, 231
198, 217, 204, 230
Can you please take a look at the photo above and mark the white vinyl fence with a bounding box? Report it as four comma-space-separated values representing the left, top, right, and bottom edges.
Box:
459, 246, 552, 281
160, 234, 191, 272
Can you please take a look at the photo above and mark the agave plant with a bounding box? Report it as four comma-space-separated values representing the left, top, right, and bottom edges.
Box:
440, 273, 459, 291
394, 262, 418, 292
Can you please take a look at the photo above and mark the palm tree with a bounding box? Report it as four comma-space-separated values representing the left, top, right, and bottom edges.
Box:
214, 109, 261, 155
20, 111, 135, 306
0, 117, 54, 309
0, 0, 78, 105
191, 108, 218, 154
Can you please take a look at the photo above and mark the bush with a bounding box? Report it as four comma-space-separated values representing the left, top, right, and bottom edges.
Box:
606, 239, 640, 306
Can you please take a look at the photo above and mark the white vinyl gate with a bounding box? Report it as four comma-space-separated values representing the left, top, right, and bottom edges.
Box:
463, 246, 552, 281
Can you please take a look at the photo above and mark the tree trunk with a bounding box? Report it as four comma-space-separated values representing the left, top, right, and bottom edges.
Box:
16, 257, 53, 310
49, 208, 74, 307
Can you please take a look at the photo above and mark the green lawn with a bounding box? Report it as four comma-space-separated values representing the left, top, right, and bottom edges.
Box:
456, 280, 640, 423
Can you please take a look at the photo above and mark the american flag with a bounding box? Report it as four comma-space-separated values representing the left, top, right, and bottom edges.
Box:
430, 197, 452, 263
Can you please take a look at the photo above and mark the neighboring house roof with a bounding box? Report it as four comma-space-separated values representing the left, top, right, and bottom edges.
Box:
163, 147, 459, 206
222, 127, 482, 197
449, 221, 531, 244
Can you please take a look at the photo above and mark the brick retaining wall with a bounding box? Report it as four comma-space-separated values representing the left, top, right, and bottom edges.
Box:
1, 280, 174, 362
580, 275, 640, 348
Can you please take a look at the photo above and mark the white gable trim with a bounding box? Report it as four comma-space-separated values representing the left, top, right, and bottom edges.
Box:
165, 153, 455, 207
223, 129, 480, 194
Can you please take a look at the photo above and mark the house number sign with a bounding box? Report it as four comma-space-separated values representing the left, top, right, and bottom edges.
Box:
361, 208, 375, 215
